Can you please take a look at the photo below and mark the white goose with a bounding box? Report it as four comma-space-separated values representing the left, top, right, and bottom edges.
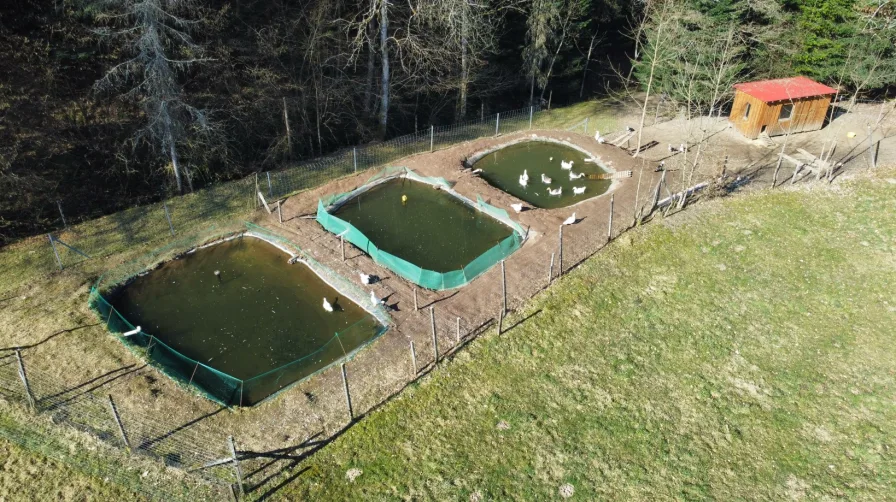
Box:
541, 173, 552, 184
560, 160, 574, 170
594, 130, 605, 143
569, 171, 585, 180
563, 213, 577, 225
510, 203, 523, 213
573, 186, 586, 195
548, 187, 563, 196
370, 290, 385, 307
518, 174, 528, 187
360, 273, 372, 285
521, 169, 529, 183
322, 298, 334, 313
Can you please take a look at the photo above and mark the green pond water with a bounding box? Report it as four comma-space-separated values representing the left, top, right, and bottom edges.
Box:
331, 178, 514, 272
110, 237, 381, 405
473, 141, 612, 209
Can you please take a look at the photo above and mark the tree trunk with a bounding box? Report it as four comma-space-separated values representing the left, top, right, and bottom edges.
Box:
364, 18, 376, 116
580, 32, 598, 98
457, 34, 468, 120
379, 0, 390, 138
634, 19, 665, 158
283, 97, 292, 161
169, 134, 183, 194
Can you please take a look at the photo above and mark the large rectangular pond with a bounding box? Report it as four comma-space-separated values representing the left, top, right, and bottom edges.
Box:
473, 141, 612, 209
331, 178, 514, 272
106, 236, 384, 406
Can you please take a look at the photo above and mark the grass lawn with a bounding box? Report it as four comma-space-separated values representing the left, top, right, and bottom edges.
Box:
258, 171, 895, 500
0, 436, 144, 502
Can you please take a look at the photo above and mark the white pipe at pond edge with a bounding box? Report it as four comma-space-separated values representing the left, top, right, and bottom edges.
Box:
123, 326, 142, 337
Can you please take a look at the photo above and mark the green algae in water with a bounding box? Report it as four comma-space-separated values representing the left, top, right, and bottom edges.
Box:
474, 141, 612, 209
110, 237, 381, 405
331, 178, 513, 272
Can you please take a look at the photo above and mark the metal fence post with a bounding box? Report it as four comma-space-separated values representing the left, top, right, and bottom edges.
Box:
548, 252, 555, 284
558, 225, 563, 276
430, 307, 438, 363
227, 436, 244, 496
164, 203, 175, 236
501, 259, 507, 315
430, 125, 434, 152
529, 106, 533, 129
607, 194, 614, 240
48, 234, 63, 270
277, 200, 283, 224
15, 350, 36, 411
495, 113, 500, 136
353, 148, 358, 172
108, 395, 131, 450
57, 200, 68, 229
341, 363, 353, 420
266, 172, 273, 198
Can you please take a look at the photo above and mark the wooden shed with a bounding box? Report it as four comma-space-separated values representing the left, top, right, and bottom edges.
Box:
729, 76, 837, 140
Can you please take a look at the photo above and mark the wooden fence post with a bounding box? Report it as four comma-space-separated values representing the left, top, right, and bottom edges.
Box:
456, 317, 461, 345
495, 113, 500, 136
15, 350, 36, 411
430, 307, 438, 363
277, 201, 283, 224
107, 395, 130, 450
340, 235, 345, 261
409, 341, 417, 376
413, 288, 418, 312
529, 106, 533, 129
353, 147, 358, 172
497, 306, 504, 335
266, 172, 273, 198
430, 125, 434, 152
341, 363, 353, 421
227, 436, 244, 496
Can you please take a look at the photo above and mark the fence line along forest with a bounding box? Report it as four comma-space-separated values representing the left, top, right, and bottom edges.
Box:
1, 0, 894, 245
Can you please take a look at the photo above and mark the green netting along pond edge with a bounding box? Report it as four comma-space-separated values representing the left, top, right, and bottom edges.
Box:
317, 166, 527, 291
88, 222, 390, 408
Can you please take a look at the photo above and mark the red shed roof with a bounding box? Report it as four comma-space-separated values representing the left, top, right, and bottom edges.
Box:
734, 76, 837, 103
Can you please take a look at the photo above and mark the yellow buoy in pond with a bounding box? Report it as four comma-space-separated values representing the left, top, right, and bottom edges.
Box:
401, 194, 408, 205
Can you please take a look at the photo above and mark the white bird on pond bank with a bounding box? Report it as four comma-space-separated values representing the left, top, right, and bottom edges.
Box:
573, 186, 586, 195
322, 298, 334, 313
548, 187, 563, 196
370, 290, 385, 307
541, 173, 552, 184
560, 160, 574, 170
510, 203, 523, 213
594, 130, 605, 143
563, 213, 577, 225
360, 272, 372, 285
569, 171, 584, 180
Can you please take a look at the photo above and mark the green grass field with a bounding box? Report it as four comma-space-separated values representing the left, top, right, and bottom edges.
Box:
252, 171, 894, 500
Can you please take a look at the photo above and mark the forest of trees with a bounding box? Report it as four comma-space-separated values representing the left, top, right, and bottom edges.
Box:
0, 0, 893, 244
